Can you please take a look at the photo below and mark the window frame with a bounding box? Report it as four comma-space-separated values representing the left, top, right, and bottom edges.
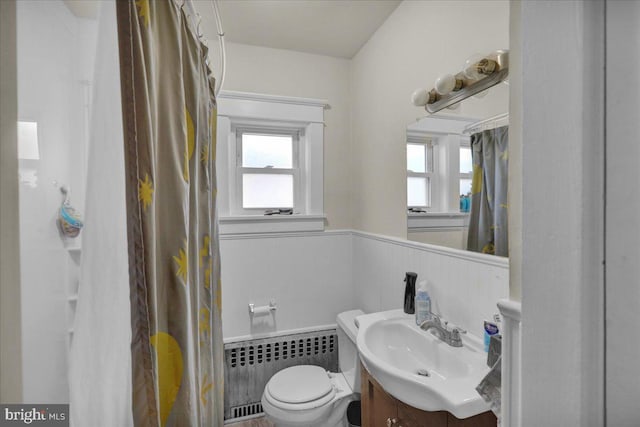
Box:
458, 138, 472, 198
405, 116, 477, 231
216, 91, 327, 234
406, 133, 435, 209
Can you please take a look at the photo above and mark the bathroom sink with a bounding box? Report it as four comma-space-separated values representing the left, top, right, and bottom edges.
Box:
356, 309, 491, 419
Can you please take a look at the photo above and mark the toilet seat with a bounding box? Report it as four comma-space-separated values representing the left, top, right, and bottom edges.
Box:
264, 365, 337, 411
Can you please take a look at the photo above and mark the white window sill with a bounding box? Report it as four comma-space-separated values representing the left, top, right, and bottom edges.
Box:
219, 214, 326, 235
407, 212, 469, 230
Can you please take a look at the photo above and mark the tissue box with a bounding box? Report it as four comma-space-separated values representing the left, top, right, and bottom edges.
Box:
487, 334, 502, 367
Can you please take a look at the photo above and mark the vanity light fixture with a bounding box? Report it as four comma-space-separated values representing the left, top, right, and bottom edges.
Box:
412, 50, 509, 113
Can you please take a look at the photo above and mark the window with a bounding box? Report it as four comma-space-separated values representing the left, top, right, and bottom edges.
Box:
406, 125, 475, 215
216, 91, 326, 234
17, 121, 40, 160
237, 130, 299, 212
406, 140, 433, 208
406, 116, 475, 217
406, 116, 477, 231
459, 144, 473, 196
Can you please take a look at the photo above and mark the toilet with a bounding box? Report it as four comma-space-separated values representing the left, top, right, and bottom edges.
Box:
261, 309, 363, 427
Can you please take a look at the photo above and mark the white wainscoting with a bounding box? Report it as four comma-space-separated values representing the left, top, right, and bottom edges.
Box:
221, 230, 510, 346
351, 231, 509, 340
498, 299, 521, 427
219, 231, 355, 341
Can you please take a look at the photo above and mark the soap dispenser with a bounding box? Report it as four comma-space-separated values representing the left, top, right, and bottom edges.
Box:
403, 272, 417, 314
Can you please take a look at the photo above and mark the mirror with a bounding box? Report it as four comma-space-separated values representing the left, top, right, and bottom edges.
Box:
406, 90, 509, 255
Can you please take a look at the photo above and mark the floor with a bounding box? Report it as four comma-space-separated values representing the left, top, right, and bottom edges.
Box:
226, 416, 274, 427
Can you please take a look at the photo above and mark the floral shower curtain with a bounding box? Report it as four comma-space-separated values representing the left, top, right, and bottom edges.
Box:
116, 1, 223, 425
467, 126, 509, 257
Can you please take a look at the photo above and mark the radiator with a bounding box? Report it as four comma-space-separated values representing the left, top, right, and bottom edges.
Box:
224, 328, 339, 421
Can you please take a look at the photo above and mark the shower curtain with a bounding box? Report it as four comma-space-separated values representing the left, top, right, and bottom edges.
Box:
116, 1, 224, 426
467, 126, 509, 257
69, 2, 133, 426
69, 1, 224, 426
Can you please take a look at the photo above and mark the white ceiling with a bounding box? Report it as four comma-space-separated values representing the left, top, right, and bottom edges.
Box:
62, 0, 401, 59
194, 0, 401, 59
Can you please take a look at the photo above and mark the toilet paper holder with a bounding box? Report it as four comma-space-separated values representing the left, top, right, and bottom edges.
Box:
248, 299, 277, 315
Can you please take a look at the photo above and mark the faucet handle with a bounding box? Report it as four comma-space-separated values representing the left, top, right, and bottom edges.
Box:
450, 327, 466, 347
452, 326, 467, 334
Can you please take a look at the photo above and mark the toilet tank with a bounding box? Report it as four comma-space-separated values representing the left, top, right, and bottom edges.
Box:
336, 309, 364, 394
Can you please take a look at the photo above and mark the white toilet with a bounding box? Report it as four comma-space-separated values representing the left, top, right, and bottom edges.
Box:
261, 309, 363, 427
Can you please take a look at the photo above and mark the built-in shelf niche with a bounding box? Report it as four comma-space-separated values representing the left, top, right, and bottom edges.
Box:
65, 240, 81, 347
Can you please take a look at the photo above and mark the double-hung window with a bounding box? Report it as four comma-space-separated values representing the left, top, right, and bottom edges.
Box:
406, 137, 433, 209
406, 116, 477, 231
236, 129, 300, 213
216, 91, 326, 234
458, 142, 473, 197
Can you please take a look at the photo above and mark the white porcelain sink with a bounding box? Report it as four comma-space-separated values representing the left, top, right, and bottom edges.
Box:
356, 309, 491, 419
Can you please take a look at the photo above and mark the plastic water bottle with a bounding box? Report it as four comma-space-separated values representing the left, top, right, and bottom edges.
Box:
415, 281, 432, 325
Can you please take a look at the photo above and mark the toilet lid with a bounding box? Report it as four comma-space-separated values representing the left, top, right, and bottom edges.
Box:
267, 365, 334, 404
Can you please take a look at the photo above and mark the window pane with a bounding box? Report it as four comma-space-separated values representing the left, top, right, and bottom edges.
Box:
407, 144, 426, 173
407, 177, 427, 207
18, 121, 40, 160
242, 133, 293, 168
460, 178, 472, 196
460, 146, 472, 174
243, 174, 293, 208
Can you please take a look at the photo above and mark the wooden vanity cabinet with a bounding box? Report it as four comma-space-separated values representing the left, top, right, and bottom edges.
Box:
360, 364, 497, 427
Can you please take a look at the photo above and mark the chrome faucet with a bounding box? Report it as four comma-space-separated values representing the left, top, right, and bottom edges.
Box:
419, 315, 466, 347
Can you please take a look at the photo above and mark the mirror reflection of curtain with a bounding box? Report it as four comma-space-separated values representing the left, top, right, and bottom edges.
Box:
117, 1, 223, 426
467, 126, 509, 257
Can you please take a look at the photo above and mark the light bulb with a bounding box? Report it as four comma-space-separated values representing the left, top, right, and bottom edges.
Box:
463, 53, 485, 80
463, 57, 498, 81
435, 74, 462, 95
411, 88, 429, 106
476, 58, 497, 75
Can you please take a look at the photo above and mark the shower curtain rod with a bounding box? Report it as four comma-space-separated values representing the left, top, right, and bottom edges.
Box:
463, 112, 509, 134
182, 0, 226, 97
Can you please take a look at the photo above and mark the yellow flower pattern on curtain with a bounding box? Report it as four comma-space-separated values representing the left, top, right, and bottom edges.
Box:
117, 1, 224, 425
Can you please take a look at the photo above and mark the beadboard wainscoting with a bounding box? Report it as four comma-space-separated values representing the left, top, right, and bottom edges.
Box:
351, 231, 509, 341
220, 230, 509, 344
219, 231, 355, 341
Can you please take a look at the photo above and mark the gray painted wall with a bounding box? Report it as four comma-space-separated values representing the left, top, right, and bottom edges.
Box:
606, 1, 640, 425
517, 1, 605, 425
0, 0, 23, 403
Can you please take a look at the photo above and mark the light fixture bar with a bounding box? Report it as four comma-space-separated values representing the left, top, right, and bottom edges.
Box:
424, 50, 509, 114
